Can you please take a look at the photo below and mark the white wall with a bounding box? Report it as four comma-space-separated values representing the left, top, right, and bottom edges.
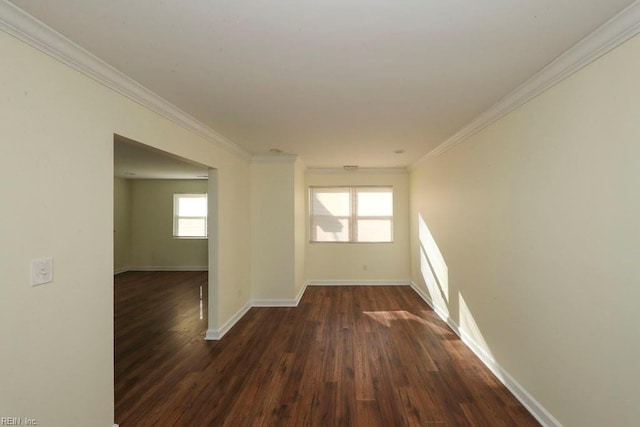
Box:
129, 179, 208, 269
0, 30, 251, 426
294, 158, 307, 296
305, 170, 410, 282
213, 166, 252, 324
250, 158, 301, 302
113, 177, 131, 272
409, 34, 640, 426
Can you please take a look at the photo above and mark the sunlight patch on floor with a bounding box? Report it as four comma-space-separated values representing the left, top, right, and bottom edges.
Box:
363, 310, 428, 327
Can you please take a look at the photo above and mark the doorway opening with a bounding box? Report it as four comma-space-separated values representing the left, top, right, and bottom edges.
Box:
112, 134, 216, 424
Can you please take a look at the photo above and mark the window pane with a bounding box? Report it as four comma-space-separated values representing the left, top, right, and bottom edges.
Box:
178, 218, 206, 237
178, 197, 207, 216
357, 190, 392, 216
314, 218, 349, 242
309, 186, 393, 243
356, 219, 392, 242
312, 189, 350, 216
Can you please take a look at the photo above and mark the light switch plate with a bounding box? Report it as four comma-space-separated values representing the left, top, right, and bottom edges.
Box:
31, 257, 53, 286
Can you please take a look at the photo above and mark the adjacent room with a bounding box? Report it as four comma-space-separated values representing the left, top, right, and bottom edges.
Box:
112, 137, 212, 422
2, 1, 640, 426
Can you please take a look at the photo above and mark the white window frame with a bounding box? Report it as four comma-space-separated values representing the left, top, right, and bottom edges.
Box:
309, 186, 393, 243
173, 193, 208, 239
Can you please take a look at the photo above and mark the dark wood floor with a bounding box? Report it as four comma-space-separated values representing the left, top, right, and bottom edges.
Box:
114, 272, 539, 426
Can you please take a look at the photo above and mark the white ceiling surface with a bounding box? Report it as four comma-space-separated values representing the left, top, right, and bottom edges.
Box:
11, 0, 635, 168
114, 137, 209, 180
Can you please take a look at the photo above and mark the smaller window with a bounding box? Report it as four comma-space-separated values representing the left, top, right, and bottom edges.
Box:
173, 193, 208, 238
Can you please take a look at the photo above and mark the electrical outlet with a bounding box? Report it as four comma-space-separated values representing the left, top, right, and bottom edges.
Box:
31, 257, 53, 286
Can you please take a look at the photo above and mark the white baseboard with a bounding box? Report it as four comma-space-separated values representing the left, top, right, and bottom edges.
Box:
409, 282, 562, 427
204, 329, 220, 340
252, 281, 309, 307
113, 267, 129, 275
251, 298, 299, 307
128, 266, 208, 272
410, 282, 457, 330
207, 282, 309, 339
205, 301, 252, 341
307, 279, 410, 286
115, 266, 209, 274
294, 281, 308, 304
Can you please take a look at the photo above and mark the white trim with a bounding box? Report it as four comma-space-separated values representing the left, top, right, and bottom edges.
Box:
0, 1, 250, 160
251, 299, 299, 307
251, 280, 309, 307
307, 279, 410, 286
306, 167, 407, 175
113, 267, 130, 275
204, 329, 220, 340
5, 0, 638, 171
206, 282, 309, 339
205, 301, 252, 341
409, 282, 457, 330
410, 282, 562, 427
411, 1, 640, 168
294, 281, 308, 305
128, 266, 208, 272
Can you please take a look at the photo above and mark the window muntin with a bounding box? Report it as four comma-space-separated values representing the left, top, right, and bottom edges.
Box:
310, 186, 393, 243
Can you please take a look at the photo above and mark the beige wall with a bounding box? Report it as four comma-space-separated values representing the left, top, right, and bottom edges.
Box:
409, 34, 640, 426
305, 170, 411, 282
129, 179, 208, 269
213, 166, 252, 319
113, 177, 131, 271
0, 30, 251, 427
294, 158, 307, 295
250, 158, 300, 301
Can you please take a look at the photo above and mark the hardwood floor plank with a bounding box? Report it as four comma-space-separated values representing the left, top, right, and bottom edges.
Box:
115, 274, 540, 426
355, 400, 385, 427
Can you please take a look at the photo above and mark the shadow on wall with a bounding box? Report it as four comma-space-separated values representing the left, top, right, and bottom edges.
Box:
312, 194, 345, 239
417, 213, 494, 363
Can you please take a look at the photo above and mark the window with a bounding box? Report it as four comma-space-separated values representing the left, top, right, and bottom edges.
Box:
309, 186, 393, 243
173, 193, 208, 238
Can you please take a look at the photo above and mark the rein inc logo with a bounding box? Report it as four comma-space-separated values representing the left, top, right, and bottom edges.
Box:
0, 418, 38, 426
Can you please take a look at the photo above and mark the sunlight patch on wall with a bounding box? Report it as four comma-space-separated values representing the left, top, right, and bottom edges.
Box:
459, 293, 494, 362
418, 214, 449, 314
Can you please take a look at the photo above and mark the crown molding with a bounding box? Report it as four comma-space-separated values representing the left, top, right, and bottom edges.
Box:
0, 0, 251, 160
411, 0, 640, 169
306, 167, 407, 174
4, 0, 639, 169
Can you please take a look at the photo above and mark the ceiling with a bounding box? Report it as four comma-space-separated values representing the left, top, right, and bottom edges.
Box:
10, 0, 636, 168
